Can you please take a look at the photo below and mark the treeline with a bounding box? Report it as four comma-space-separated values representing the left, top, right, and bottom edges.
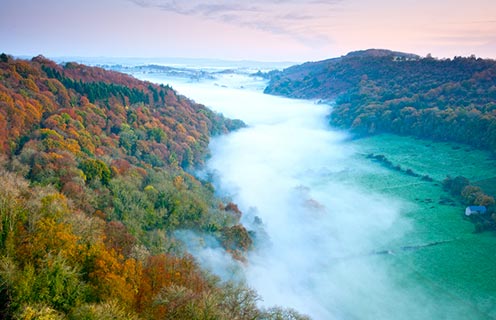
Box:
442, 176, 495, 208
443, 175, 496, 232
42, 65, 152, 105
366, 153, 434, 181
264, 49, 496, 153
0, 54, 307, 319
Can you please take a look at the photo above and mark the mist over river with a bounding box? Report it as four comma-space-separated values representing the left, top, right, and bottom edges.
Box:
131, 68, 495, 320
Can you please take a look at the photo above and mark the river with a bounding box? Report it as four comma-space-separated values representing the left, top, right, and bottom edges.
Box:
131, 68, 494, 319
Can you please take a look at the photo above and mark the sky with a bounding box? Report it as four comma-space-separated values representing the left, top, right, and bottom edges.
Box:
2, 0, 496, 62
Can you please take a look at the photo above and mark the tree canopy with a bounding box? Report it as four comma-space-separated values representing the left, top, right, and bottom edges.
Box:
265, 49, 496, 153
0, 55, 307, 319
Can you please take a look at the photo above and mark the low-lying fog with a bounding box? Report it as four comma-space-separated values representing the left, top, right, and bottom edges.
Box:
133, 71, 463, 319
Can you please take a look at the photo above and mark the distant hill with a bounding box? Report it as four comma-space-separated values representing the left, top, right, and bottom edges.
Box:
264, 49, 421, 99
0, 54, 310, 319
264, 49, 496, 152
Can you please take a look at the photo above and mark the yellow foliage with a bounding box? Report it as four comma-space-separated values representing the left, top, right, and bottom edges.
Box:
46, 152, 63, 160
63, 138, 82, 155
173, 176, 184, 189
0, 90, 14, 107
16, 304, 64, 320
19, 216, 81, 264
39, 128, 63, 140
176, 123, 186, 134
21, 78, 40, 93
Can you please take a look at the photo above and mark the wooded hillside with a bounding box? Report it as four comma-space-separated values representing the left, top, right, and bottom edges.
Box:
264, 49, 496, 152
0, 54, 307, 319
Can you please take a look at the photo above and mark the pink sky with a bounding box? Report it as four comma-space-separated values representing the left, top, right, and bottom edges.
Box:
2, 0, 496, 61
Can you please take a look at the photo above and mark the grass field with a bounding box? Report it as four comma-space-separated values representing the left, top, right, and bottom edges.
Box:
350, 134, 496, 319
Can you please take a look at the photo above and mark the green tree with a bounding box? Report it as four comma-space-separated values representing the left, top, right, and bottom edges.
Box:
79, 158, 111, 186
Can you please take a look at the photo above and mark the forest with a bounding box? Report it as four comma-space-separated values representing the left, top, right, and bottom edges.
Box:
264, 49, 496, 153
0, 54, 308, 319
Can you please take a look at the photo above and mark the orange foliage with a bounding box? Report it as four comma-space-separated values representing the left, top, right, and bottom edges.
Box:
16, 194, 81, 265
89, 244, 142, 308
136, 254, 210, 316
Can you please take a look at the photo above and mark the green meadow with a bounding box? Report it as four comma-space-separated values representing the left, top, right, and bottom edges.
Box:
352, 134, 496, 319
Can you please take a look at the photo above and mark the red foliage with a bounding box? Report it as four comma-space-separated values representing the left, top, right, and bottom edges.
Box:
104, 221, 136, 257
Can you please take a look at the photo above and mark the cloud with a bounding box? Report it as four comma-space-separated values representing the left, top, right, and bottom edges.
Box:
127, 0, 342, 47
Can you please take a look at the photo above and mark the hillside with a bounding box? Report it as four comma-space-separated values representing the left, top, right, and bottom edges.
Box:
0, 54, 307, 319
264, 49, 496, 152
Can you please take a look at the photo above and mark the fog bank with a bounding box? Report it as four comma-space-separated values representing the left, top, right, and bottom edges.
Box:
134, 72, 468, 319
